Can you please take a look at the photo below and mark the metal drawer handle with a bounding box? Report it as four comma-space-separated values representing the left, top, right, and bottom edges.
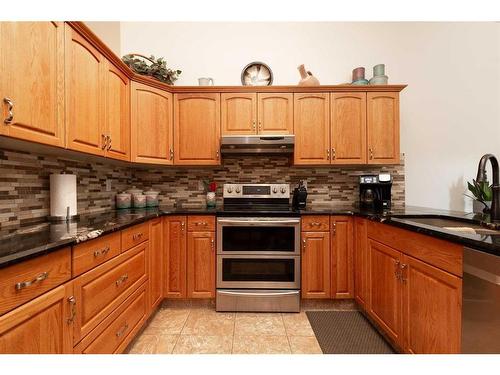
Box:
115, 274, 129, 286
107, 136, 112, 151
394, 260, 401, 281
211, 239, 215, 252
116, 322, 129, 338
195, 221, 208, 226
67, 296, 77, 324
94, 246, 110, 258
3, 98, 14, 124
400, 263, 408, 283
332, 222, 336, 234
218, 290, 299, 297
369, 147, 374, 160
15, 271, 49, 291
132, 232, 143, 240
302, 239, 307, 252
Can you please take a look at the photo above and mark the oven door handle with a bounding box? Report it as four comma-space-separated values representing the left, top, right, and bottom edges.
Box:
217, 290, 300, 297
217, 219, 300, 225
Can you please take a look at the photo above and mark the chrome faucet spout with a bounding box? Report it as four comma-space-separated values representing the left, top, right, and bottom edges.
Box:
476, 154, 500, 223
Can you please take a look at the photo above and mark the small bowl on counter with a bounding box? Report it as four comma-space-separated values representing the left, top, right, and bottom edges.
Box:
116, 192, 132, 209
132, 193, 147, 208
144, 190, 160, 207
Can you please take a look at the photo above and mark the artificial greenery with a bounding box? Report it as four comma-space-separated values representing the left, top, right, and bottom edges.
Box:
122, 54, 181, 85
466, 179, 493, 211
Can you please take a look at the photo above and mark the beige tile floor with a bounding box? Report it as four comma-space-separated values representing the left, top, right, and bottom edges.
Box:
127, 300, 357, 354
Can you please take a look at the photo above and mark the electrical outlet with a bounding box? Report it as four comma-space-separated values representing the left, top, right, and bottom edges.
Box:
198, 180, 205, 191
105, 179, 111, 192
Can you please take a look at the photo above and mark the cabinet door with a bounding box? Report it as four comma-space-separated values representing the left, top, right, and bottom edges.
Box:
0, 22, 64, 146
163, 216, 187, 298
187, 231, 215, 298
65, 25, 105, 156
221, 93, 256, 135
293, 93, 330, 165
331, 216, 354, 299
257, 93, 293, 134
104, 60, 130, 161
330, 93, 366, 164
354, 217, 369, 309
0, 282, 74, 354
149, 218, 164, 313
367, 92, 400, 164
402, 254, 461, 354
130, 82, 173, 165
368, 239, 403, 345
174, 93, 221, 165
301, 231, 331, 299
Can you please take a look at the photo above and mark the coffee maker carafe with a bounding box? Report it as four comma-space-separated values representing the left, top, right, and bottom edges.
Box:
359, 174, 392, 210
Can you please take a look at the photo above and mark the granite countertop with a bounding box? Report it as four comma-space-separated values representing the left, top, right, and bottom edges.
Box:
1, 204, 499, 269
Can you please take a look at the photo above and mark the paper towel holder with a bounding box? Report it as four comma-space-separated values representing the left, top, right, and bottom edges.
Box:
48, 206, 79, 223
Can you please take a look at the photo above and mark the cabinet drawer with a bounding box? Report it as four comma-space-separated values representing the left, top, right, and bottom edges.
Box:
0, 248, 71, 316
74, 283, 147, 354
187, 215, 216, 231
121, 222, 149, 251
73, 243, 147, 343
72, 232, 121, 277
301, 216, 330, 232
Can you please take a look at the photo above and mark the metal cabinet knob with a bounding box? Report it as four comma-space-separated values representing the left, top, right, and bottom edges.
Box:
3, 97, 14, 124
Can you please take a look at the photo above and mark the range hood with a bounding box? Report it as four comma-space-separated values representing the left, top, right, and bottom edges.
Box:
220, 135, 294, 154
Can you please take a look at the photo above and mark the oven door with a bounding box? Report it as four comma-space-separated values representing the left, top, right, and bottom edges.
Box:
217, 255, 300, 289
217, 217, 300, 255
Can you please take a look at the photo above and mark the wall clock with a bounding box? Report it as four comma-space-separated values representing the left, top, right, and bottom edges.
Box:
241, 61, 273, 86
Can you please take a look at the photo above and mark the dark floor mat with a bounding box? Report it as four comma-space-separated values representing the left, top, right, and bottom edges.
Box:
306, 310, 395, 354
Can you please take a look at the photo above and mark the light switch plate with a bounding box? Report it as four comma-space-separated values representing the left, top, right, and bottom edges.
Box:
105, 179, 111, 192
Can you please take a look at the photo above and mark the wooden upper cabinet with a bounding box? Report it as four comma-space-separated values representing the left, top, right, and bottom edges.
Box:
0, 282, 74, 354
187, 231, 215, 298
0, 22, 64, 147
402, 254, 461, 354
174, 93, 221, 165
331, 216, 354, 299
65, 25, 105, 156
301, 231, 331, 299
293, 93, 330, 165
164, 216, 187, 299
257, 93, 293, 134
367, 92, 400, 164
330, 93, 367, 164
221, 93, 256, 135
103, 60, 130, 161
130, 82, 173, 165
368, 239, 403, 345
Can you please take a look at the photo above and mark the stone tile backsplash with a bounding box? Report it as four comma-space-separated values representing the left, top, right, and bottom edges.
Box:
0, 148, 405, 229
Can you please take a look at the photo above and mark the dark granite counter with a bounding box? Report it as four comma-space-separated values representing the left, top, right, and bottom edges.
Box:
1, 204, 499, 269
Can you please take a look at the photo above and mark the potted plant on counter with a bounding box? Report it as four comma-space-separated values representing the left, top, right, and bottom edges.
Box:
466, 178, 492, 213
204, 180, 217, 208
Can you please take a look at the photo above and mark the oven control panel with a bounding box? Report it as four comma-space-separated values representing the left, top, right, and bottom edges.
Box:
223, 184, 290, 198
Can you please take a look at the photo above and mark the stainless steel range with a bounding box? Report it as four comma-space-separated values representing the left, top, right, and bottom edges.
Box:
216, 183, 301, 312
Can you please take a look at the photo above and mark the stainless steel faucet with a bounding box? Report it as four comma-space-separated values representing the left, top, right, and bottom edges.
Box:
476, 154, 500, 223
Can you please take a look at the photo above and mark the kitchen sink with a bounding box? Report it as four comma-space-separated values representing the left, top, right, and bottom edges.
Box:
389, 215, 500, 235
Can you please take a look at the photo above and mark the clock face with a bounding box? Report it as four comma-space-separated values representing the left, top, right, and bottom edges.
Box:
241, 62, 273, 86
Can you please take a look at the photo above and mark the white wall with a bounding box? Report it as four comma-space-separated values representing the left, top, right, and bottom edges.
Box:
86, 21, 121, 56
117, 22, 500, 212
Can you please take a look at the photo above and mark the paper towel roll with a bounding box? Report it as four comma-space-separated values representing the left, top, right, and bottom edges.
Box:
50, 174, 77, 219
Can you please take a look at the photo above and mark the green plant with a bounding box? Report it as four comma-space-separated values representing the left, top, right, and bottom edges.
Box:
122, 54, 181, 85
466, 179, 492, 210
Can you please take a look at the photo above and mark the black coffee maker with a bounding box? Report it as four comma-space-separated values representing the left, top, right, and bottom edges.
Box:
292, 180, 308, 209
359, 174, 392, 210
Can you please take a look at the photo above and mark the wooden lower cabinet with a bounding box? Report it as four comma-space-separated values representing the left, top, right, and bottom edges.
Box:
367, 239, 403, 345
354, 218, 369, 308
331, 216, 353, 299
187, 231, 215, 298
0, 282, 74, 354
358, 221, 463, 353
301, 231, 331, 299
402, 254, 462, 354
163, 216, 187, 298
148, 218, 163, 314
74, 282, 147, 354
